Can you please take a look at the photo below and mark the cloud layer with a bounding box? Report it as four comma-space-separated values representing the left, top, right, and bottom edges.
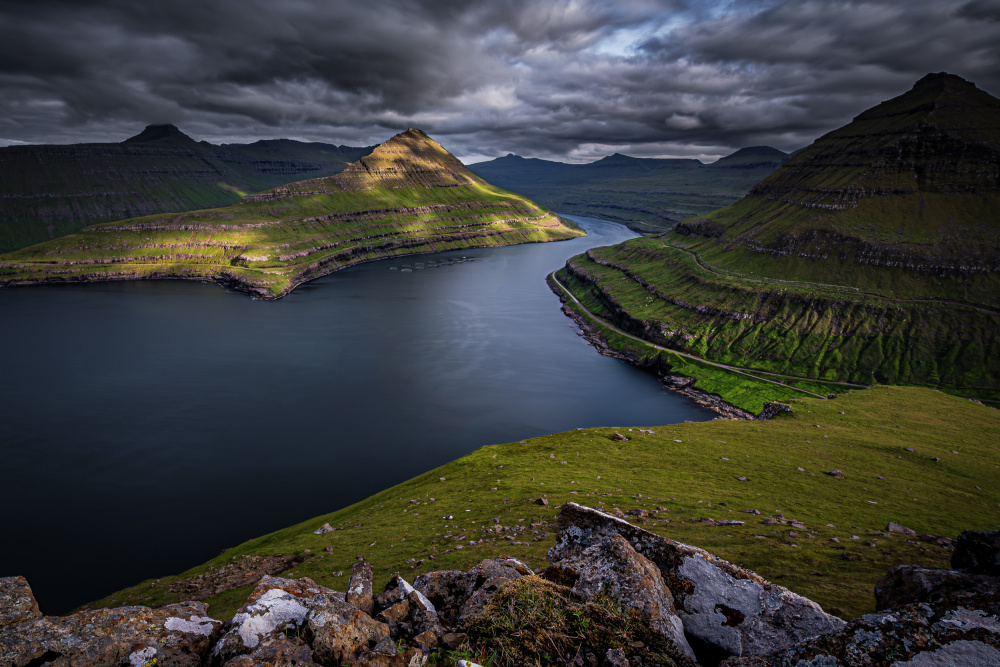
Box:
1, 0, 998, 161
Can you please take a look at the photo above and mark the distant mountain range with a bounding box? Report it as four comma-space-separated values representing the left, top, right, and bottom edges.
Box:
558, 72, 1000, 406
0, 125, 372, 253
469, 146, 790, 233
0, 129, 581, 298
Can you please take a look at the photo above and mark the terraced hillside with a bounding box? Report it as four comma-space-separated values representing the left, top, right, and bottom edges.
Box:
558, 73, 1000, 408
0, 124, 371, 253
469, 147, 788, 233
0, 129, 582, 298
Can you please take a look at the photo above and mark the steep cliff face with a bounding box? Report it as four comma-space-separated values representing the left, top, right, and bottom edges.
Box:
0, 125, 372, 253
0, 129, 582, 299
691, 73, 1000, 290
559, 74, 1000, 401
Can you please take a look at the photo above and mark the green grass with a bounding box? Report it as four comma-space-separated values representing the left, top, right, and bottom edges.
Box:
558, 240, 1000, 401
0, 140, 372, 253
89, 386, 1000, 623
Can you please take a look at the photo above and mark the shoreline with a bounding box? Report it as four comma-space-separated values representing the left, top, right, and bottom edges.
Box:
546, 273, 756, 420
0, 230, 583, 301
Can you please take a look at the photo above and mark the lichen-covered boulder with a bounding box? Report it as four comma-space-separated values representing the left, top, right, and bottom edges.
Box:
458, 557, 534, 622
0, 598, 220, 667
213, 575, 340, 663
546, 532, 694, 659
875, 565, 1000, 611
413, 570, 475, 626
347, 560, 375, 615
720, 602, 1000, 666
412, 559, 531, 628
306, 593, 391, 665
550, 503, 845, 659
221, 636, 318, 666
375, 574, 435, 616
953, 528, 1000, 576
0, 577, 40, 627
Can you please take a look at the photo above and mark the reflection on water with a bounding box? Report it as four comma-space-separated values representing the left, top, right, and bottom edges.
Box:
0, 215, 715, 614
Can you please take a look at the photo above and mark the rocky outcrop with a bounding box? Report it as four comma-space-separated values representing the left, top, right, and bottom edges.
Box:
722, 604, 1000, 667
0, 597, 221, 667
0, 577, 40, 627
3, 518, 996, 667
724, 527, 1000, 666
953, 528, 1000, 575
548, 503, 846, 660
546, 531, 696, 658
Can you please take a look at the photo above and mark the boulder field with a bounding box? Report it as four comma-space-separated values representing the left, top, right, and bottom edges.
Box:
1, 504, 997, 666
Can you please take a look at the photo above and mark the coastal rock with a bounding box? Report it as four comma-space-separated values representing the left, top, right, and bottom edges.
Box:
549, 503, 845, 659
0, 577, 40, 627
347, 560, 375, 615
953, 528, 1000, 575
545, 532, 695, 658
0, 593, 220, 667
213, 575, 339, 662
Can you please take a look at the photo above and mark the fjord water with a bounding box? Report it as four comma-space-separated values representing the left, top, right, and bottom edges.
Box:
0, 216, 714, 614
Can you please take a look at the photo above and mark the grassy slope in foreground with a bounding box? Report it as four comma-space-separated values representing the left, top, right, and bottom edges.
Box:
91, 386, 1000, 623
0, 129, 582, 299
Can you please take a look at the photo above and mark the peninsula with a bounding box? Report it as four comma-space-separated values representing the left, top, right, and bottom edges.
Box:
0, 129, 583, 299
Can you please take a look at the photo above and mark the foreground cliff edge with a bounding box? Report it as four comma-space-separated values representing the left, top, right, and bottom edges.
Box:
4, 505, 999, 666
0, 129, 583, 299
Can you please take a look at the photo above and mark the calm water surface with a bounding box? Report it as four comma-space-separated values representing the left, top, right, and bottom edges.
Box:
0, 216, 714, 613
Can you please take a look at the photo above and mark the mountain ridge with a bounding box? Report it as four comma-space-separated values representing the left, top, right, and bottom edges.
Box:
555, 73, 1000, 406
468, 146, 789, 233
0, 125, 374, 253
0, 129, 582, 298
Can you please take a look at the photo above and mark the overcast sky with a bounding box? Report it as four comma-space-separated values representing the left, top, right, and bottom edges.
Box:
1, 0, 998, 162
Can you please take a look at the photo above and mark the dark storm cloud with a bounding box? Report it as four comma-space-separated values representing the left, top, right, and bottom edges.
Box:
0, 0, 997, 161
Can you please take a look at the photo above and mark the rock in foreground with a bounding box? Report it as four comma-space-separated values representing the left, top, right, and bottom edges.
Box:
1, 510, 997, 667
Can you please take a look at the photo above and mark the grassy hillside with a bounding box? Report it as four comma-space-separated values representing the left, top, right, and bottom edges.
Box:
0, 129, 583, 298
468, 147, 787, 234
0, 124, 372, 253
87, 386, 1000, 624
557, 73, 1000, 407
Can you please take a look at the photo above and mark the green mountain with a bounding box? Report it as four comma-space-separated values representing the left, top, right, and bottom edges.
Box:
468, 147, 788, 233
556, 73, 1000, 408
0, 124, 373, 253
0, 129, 583, 298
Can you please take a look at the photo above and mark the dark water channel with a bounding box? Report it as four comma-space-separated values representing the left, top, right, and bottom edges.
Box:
0, 215, 715, 614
